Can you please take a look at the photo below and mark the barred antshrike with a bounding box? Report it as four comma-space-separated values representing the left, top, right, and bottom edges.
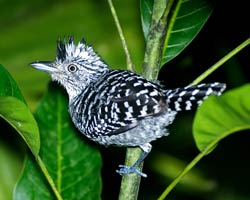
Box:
31, 37, 226, 177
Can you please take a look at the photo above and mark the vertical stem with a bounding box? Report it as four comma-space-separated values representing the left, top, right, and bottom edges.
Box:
141, 0, 175, 80
118, 148, 142, 200
119, 1, 175, 200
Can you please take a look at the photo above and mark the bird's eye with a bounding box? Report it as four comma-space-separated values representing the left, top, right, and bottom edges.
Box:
67, 64, 78, 72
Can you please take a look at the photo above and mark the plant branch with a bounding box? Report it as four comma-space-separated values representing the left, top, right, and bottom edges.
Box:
107, 0, 135, 72
141, 0, 175, 80
118, 148, 143, 200
37, 156, 63, 200
118, 1, 175, 200
191, 37, 250, 85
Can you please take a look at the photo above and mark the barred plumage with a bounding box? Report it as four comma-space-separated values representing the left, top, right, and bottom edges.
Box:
31, 37, 226, 177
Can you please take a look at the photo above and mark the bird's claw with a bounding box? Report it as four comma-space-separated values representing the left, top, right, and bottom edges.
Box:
116, 164, 147, 177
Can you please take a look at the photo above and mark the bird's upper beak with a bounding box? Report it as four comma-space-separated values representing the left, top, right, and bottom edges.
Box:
30, 61, 59, 74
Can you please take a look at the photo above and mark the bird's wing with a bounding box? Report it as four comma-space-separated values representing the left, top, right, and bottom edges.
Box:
97, 71, 167, 135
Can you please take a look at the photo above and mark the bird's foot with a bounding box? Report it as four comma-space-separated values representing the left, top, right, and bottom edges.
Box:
116, 164, 147, 178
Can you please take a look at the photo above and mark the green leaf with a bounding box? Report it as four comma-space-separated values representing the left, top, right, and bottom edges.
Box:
140, 0, 213, 65
193, 84, 250, 153
162, 0, 213, 65
140, 0, 154, 39
0, 97, 40, 156
0, 64, 25, 102
14, 83, 102, 200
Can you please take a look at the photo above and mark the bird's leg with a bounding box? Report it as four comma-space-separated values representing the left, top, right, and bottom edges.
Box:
116, 143, 152, 177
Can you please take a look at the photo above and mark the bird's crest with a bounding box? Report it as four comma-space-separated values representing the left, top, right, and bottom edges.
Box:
56, 36, 102, 64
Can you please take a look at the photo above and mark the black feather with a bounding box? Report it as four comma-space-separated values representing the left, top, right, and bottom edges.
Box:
56, 38, 66, 62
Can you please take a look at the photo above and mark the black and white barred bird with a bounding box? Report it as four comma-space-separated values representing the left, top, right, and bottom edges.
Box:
31, 37, 226, 177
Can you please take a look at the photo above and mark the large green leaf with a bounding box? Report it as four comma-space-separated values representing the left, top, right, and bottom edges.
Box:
14, 83, 102, 200
193, 84, 250, 153
140, 0, 213, 65
0, 64, 40, 156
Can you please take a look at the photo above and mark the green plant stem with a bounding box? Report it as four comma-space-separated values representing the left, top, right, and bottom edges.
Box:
118, 1, 176, 200
107, 0, 135, 72
191, 37, 250, 85
118, 148, 143, 200
141, 0, 175, 80
37, 156, 63, 200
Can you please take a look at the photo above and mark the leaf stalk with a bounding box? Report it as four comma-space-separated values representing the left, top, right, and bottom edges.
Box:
191, 37, 250, 85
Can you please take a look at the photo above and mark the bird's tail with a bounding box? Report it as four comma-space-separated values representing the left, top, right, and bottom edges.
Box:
165, 82, 226, 112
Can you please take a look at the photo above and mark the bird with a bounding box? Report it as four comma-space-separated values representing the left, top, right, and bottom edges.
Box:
30, 37, 226, 177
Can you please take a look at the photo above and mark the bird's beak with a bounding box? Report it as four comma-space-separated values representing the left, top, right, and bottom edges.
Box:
30, 61, 58, 74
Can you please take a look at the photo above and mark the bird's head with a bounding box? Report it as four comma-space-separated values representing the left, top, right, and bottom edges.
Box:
31, 37, 109, 101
